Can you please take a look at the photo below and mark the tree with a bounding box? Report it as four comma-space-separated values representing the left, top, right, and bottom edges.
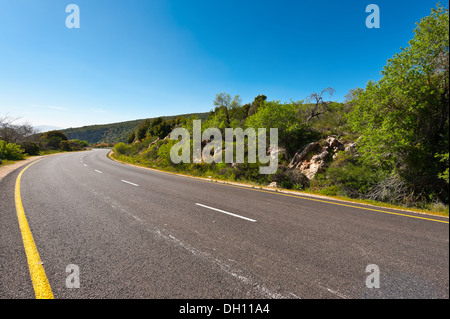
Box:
246, 100, 319, 156
0, 115, 38, 144
127, 131, 136, 144
302, 87, 335, 124
247, 95, 267, 117
213, 93, 242, 126
59, 140, 72, 151
135, 119, 152, 141
20, 141, 40, 156
41, 130, 69, 150
348, 4, 449, 202
41, 130, 68, 141
150, 119, 172, 139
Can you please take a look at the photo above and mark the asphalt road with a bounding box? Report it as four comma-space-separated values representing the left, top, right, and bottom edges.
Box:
0, 149, 448, 299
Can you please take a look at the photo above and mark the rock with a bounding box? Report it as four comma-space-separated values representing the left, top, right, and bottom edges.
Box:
285, 169, 310, 187
271, 146, 288, 160
312, 150, 329, 162
325, 136, 344, 150
268, 182, 278, 188
288, 136, 345, 180
288, 142, 319, 169
345, 142, 357, 153
298, 157, 327, 180
148, 137, 160, 147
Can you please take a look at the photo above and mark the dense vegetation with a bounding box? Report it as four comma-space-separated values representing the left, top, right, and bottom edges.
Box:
112, 5, 449, 213
62, 112, 209, 145
0, 116, 89, 163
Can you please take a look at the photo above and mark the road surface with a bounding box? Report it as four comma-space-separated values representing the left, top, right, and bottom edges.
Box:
0, 149, 448, 299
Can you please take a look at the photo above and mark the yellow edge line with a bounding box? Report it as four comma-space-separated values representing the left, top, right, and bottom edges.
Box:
14, 159, 54, 299
109, 152, 449, 225
216, 183, 449, 224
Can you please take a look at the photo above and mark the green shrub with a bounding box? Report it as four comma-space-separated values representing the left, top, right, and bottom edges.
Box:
319, 185, 340, 196
59, 140, 72, 151
70, 139, 89, 149
157, 140, 176, 167
0, 140, 25, 160
127, 132, 136, 144
114, 142, 128, 155
20, 141, 40, 156
325, 161, 384, 198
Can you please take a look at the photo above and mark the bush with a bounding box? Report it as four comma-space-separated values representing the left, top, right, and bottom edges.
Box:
114, 142, 128, 155
70, 139, 89, 150
0, 140, 25, 160
46, 136, 63, 149
320, 152, 385, 198
325, 162, 383, 198
319, 185, 340, 196
365, 174, 416, 206
20, 141, 40, 156
157, 140, 177, 167
127, 132, 136, 144
59, 140, 72, 151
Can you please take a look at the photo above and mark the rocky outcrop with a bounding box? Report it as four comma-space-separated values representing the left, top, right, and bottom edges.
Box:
288, 142, 319, 169
289, 136, 345, 180
344, 142, 357, 154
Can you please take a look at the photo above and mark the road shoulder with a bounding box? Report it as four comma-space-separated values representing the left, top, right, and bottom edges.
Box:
106, 150, 449, 220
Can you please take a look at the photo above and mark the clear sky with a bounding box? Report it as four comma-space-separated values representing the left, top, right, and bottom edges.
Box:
0, 0, 447, 129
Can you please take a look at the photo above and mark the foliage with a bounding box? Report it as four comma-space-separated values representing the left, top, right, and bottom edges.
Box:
110, 4, 449, 211
246, 100, 321, 156
320, 152, 386, 198
38, 130, 88, 152
70, 139, 89, 149
62, 112, 209, 145
0, 115, 37, 144
0, 140, 25, 160
59, 140, 72, 151
114, 142, 128, 155
436, 153, 449, 184
20, 141, 40, 156
348, 4, 449, 203
213, 93, 242, 126
41, 130, 68, 141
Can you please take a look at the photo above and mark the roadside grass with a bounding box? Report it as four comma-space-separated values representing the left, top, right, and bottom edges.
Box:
109, 152, 449, 218
0, 158, 23, 167
39, 150, 64, 155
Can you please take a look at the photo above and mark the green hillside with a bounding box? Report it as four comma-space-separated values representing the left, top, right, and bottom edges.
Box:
62, 112, 209, 145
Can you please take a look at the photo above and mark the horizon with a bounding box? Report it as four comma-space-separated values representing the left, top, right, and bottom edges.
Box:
1, 0, 448, 129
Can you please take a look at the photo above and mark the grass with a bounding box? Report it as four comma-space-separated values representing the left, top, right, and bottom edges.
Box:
0, 158, 24, 167
39, 150, 64, 155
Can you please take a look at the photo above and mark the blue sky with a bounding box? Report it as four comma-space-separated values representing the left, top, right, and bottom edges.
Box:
0, 0, 447, 128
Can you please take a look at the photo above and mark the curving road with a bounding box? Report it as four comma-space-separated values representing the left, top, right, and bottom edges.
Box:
0, 149, 448, 299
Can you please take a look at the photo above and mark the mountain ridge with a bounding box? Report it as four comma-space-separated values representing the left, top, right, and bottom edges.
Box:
61, 112, 209, 145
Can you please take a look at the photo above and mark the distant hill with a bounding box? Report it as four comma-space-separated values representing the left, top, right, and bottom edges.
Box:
35, 125, 64, 133
62, 112, 209, 145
